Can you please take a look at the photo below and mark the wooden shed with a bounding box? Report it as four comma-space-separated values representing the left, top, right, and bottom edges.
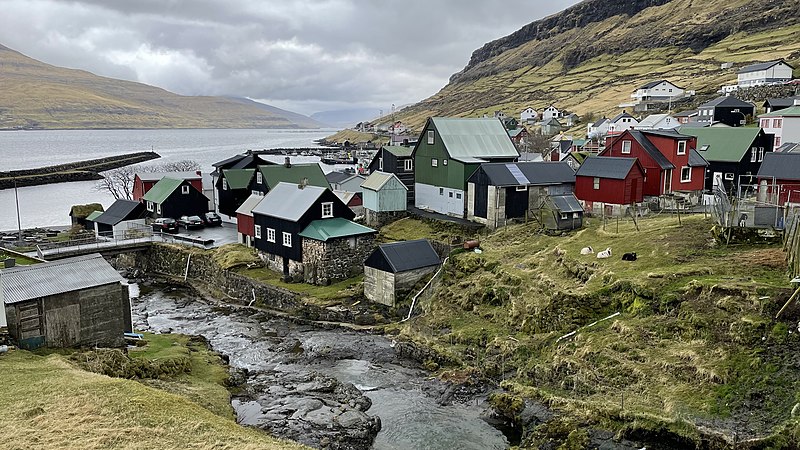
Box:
1, 254, 131, 350
363, 240, 441, 307
361, 171, 408, 212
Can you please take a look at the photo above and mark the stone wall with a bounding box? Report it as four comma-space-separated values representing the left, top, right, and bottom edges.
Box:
364, 209, 407, 228
302, 234, 375, 285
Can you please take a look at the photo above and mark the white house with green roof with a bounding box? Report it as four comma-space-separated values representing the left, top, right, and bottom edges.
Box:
758, 101, 800, 149
413, 117, 519, 217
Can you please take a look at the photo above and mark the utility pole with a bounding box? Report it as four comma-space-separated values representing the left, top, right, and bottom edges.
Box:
14, 177, 22, 244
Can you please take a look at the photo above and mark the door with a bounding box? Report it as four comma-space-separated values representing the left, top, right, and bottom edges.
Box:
474, 184, 488, 218
664, 169, 672, 194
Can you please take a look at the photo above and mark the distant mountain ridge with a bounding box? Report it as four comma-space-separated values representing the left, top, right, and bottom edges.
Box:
0, 44, 320, 130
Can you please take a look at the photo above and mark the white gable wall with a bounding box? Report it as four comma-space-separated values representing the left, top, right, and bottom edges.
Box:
738, 63, 794, 87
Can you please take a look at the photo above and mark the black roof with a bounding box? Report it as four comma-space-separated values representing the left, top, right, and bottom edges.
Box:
688, 149, 709, 167
364, 239, 441, 273
592, 117, 609, 127
559, 140, 573, 153
550, 193, 583, 213
699, 96, 754, 109
640, 129, 690, 140
576, 156, 639, 180
468, 162, 576, 187
674, 109, 698, 117
763, 96, 800, 108
628, 130, 675, 170
325, 171, 353, 184
94, 199, 147, 226
757, 152, 800, 181
611, 111, 635, 123
213, 153, 247, 168
738, 60, 793, 74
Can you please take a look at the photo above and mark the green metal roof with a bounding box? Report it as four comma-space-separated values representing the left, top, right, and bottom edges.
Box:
679, 127, 761, 162
142, 177, 184, 204
258, 163, 329, 190
759, 105, 800, 118
385, 147, 413, 157
85, 210, 103, 221
222, 168, 255, 189
430, 118, 520, 162
299, 218, 376, 242
361, 171, 407, 191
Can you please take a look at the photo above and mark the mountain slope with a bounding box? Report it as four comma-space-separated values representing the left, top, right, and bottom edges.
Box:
397, 0, 800, 131
0, 44, 319, 130
226, 97, 326, 129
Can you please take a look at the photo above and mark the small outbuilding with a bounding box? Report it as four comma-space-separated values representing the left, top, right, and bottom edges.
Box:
92, 199, 148, 238
235, 194, 265, 247
361, 171, 408, 226
575, 156, 646, 217
363, 239, 441, 307
1, 254, 131, 350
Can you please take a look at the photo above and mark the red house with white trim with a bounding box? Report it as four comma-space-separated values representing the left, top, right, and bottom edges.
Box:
234, 194, 264, 247
756, 152, 800, 205
133, 171, 203, 201
600, 130, 707, 203
575, 156, 646, 216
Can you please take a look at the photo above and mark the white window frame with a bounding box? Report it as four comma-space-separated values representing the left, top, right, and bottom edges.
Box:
758, 147, 764, 162
254, 225, 262, 239
724, 173, 735, 181
256, 172, 263, 184
439, 188, 444, 196
680, 166, 692, 183
677, 141, 687, 155
181, 185, 190, 194
156, 204, 162, 214
427, 130, 435, 145
593, 177, 600, 190
431, 158, 438, 167
282, 232, 292, 247
404, 159, 413, 171
516, 186, 527, 192
621, 140, 631, 154
560, 213, 569, 220
222, 179, 228, 190
443, 159, 448, 166
147, 201, 154, 212
322, 202, 333, 218
267, 228, 275, 243
750, 148, 757, 162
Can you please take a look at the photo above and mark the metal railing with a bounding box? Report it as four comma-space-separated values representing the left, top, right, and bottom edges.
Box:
34, 226, 213, 258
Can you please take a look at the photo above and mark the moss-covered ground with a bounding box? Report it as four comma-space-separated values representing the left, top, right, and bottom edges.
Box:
398, 213, 800, 446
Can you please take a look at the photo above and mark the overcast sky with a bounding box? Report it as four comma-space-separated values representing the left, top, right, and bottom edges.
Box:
0, 0, 580, 116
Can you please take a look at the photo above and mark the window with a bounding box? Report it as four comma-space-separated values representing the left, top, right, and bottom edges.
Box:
147, 201, 154, 212
560, 213, 569, 220
379, 157, 383, 171
254, 225, 262, 239
404, 159, 413, 171
750, 148, 757, 162
431, 158, 438, 167
724, 173, 735, 181
774, 119, 782, 128
758, 147, 764, 162
621, 140, 631, 154
156, 204, 162, 214
593, 177, 600, 190
456, 193, 462, 199
776, 136, 782, 147
677, 140, 686, 155
282, 232, 292, 247
427, 130, 435, 145
700, 145, 710, 152
256, 172, 263, 184
573, 212, 580, 219
448, 192, 453, 198
761, 119, 770, 128
181, 185, 190, 194
322, 202, 333, 218
680, 166, 692, 183
222, 179, 228, 191
443, 159, 448, 166
267, 228, 275, 243
516, 186, 527, 192
439, 188, 444, 196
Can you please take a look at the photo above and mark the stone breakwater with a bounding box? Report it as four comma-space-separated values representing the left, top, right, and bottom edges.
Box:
0, 151, 159, 189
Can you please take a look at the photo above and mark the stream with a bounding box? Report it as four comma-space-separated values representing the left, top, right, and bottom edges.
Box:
130, 283, 509, 450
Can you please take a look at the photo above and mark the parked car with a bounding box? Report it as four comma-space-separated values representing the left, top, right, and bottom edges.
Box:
178, 215, 205, 230
152, 217, 179, 233
203, 212, 223, 226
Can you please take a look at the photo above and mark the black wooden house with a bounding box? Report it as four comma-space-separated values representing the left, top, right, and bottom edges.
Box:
142, 177, 210, 219
216, 168, 255, 217
367, 146, 415, 204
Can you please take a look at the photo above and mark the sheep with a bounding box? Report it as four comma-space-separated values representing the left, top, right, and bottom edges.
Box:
622, 252, 637, 261
580, 246, 594, 255
596, 248, 612, 259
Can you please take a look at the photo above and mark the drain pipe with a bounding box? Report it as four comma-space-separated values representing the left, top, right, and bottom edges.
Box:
403, 256, 448, 322
183, 253, 192, 282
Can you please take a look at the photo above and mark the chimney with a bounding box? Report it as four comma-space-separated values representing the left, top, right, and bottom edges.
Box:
298, 177, 308, 189
284, 156, 291, 168
195, 170, 201, 176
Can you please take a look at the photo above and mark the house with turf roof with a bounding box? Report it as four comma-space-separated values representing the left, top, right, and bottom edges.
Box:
141, 177, 210, 219
412, 117, 519, 217
562, 151, 590, 172
216, 168, 255, 217
251, 182, 376, 285
679, 126, 774, 192
249, 157, 329, 196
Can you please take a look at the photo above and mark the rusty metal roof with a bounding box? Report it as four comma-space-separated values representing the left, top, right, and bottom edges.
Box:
1, 254, 123, 305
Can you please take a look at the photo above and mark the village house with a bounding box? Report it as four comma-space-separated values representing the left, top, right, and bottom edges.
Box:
467, 161, 579, 230
508, 128, 529, 147
757, 152, 800, 205
334, 191, 364, 215
251, 182, 375, 284
587, 117, 611, 139
607, 111, 639, 135
758, 101, 800, 148
547, 136, 573, 162
562, 151, 590, 172
631, 80, 686, 103
737, 60, 794, 88
216, 168, 255, 217
361, 171, 408, 226
249, 158, 329, 196
142, 177, 210, 219
634, 114, 679, 130
413, 117, 519, 217
326, 171, 366, 194
212, 151, 274, 207
92, 199, 148, 238
763, 96, 800, 114
673, 110, 698, 124
69, 204, 103, 229
234, 194, 264, 247
520, 107, 538, 124
680, 127, 774, 192
363, 239, 441, 307
541, 105, 562, 121
575, 156, 647, 217
696, 96, 755, 127
389, 134, 417, 147
540, 118, 563, 136
132, 171, 202, 202
367, 146, 415, 205
2, 254, 131, 350
600, 129, 708, 204
389, 121, 408, 135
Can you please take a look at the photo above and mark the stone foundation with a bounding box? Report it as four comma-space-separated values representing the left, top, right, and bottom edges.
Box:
364, 209, 407, 228
302, 234, 376, 285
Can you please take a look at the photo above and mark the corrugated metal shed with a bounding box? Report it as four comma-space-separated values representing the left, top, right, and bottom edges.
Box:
361, 171, 407, 192
431, 118, 519, 162
469, 162, 576, 187
235, 194, 265, 217
298, 218, 375, 242
576, 156, 639, 180
1, 254, 123, 305
251, 182, 326, 221
550, 194, 583, 213
365, 239, 441, 273
93, 199, 147, 226
757, 153, 800, 181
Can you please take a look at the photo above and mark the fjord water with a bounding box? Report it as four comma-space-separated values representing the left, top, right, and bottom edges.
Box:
0, 128, 336, 230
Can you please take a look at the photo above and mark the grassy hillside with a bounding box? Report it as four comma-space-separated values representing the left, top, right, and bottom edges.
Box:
391, 214, 800, 445
0, 336, 307, 450
393, 0, 800, 132
0, 44, 317, 130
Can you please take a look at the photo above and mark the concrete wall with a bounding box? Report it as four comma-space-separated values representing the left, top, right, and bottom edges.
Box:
364, 266, 395, 306
415, 183, 465, 217
302, 234, 375, 285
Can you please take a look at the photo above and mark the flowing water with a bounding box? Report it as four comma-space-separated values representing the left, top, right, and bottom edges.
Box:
131, 285, 509, 450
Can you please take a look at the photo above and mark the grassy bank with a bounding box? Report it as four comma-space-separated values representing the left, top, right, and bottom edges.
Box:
399, 213, 800, 445
0, 339, 307, 450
